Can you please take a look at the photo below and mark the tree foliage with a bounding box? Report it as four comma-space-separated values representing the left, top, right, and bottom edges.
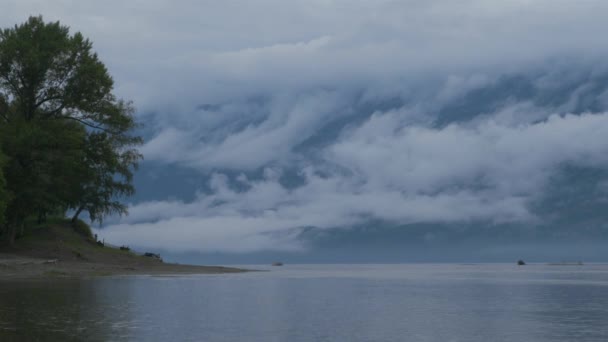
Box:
71, 130, 141, 224
0, 16, 142, 243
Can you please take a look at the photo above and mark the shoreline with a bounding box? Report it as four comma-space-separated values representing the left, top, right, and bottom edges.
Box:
0, 255, 250, 279
0, 222, 251, 279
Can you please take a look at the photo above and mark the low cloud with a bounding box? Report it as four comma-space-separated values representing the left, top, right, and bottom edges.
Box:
4, 1, 608, 111
5, 1, 608, 253
100, 112, 608, 252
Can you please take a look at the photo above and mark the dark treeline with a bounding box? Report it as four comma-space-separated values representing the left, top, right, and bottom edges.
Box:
0, 17, 142, 244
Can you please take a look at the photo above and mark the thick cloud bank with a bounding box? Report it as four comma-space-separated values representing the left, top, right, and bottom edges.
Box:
4, 1, 608, 253
103, 112, 608, 253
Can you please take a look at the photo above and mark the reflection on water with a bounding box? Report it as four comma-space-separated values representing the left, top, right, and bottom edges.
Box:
1, 264, 608, 341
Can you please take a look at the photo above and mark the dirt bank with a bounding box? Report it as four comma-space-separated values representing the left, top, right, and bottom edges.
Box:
0, 222, 248, 278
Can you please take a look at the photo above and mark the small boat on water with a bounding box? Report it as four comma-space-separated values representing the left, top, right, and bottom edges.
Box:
271, 262, 284, 266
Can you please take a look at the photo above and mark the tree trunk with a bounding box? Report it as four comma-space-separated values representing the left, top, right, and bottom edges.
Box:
7, 225, 16, 245
71, 206, 84, 224
37, 211, 47, 224
18, 223, 24, 239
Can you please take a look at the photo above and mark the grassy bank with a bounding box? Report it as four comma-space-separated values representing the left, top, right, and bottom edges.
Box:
0, 219, 246, 278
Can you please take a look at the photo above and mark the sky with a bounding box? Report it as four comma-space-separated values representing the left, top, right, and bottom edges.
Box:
3, 1, 608, 262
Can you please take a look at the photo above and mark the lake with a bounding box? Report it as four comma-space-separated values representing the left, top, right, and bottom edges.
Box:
1, 263, 608, 341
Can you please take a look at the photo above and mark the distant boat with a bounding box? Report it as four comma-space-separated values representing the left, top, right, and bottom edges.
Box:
272, 262, 284, 266
517, 260, 526, 266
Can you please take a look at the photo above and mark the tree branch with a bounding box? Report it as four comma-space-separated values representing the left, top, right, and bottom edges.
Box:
59, 115, 120, 134
34, 94, 64, 109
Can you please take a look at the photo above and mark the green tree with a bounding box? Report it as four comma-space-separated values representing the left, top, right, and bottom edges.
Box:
0, 118, 87, 226
70, 130, 142, 224
0, 16, 141, 243
0, 16, 136, 133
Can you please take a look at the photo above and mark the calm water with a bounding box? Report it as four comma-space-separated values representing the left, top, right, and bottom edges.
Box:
1, 264, 608, 341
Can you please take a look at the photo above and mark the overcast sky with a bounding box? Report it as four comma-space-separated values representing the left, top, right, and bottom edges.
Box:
3, 1, 608, 257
